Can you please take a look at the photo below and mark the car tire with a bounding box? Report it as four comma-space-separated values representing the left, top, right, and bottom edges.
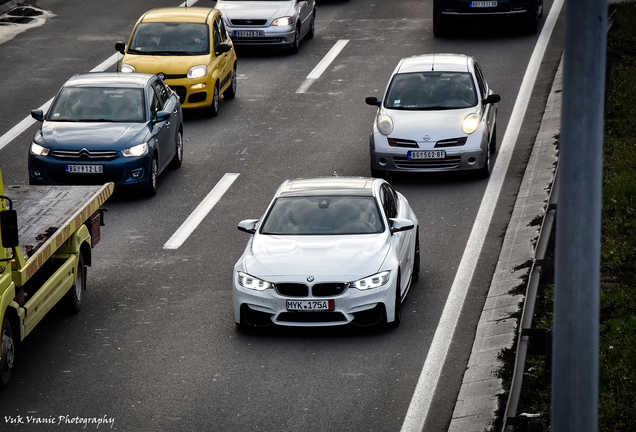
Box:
477, 147, 491, 179
412, 230, 420, 283
0, 317, 15, 389
307, 12, 316, 39
223, 66, 237, 100
170, 130, 184, 168
66, 253, 85, 314
209, 82, 220, 117
388, 274, 402, 328
290, 25, 300, 54
146, 156, 158, 197
489, 124, 497, 155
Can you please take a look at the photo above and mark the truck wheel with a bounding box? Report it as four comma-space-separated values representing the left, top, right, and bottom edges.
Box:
67, 253, 85, 314
0, 317, 15, 389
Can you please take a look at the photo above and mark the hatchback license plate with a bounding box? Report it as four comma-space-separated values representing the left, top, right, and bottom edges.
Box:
470, 1, 497, 7
66, 164, 103, 174
408, 150, 446, 160
234, 30, 264, 38
286, 300, 335, 312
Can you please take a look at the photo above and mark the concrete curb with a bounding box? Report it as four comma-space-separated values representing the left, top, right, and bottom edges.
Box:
448, 58, 563, 431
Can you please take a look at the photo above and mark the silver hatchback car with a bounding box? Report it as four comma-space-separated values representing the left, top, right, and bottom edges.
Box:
366, 53, 500, 179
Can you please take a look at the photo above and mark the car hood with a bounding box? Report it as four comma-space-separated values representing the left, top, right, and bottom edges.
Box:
37, 121, 148, 150
243, 233, 390, 279
122, 54, 211, 75
216, 1, 294, 21
383, 107, 476, 142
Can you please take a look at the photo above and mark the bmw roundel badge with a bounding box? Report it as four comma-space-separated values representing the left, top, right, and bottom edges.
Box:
307, 276, 315, 282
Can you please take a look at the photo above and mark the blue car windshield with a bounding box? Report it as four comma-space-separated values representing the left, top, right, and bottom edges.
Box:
261, 196, 384, 235
49, 88, 145, 123
128, 22, 209, 55
384, 72, 477, 110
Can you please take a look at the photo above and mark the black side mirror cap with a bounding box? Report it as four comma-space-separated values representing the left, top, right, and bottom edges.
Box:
115, 41, 126, 54
365, 97, 382, 107
216, 42, 232, 56
31, 110, 44, 121
483, 94, 501, 104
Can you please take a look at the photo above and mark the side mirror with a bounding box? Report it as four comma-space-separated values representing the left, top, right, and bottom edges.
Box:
389, 218, 414, 235
216, 42, 232, 56
238, 219, 259, 234
483, 94, 501, 105
365, 97, 382, 107
115, 41, 126, 55
1, 209, 19, 249
154, 111, 170, 123
31, 110, 44, 122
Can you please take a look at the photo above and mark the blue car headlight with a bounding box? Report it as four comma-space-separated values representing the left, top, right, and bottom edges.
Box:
122, 142, 148, 157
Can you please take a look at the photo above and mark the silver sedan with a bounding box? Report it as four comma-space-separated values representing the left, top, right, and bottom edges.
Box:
215, 0, 316, 53
366, 53, 500, 179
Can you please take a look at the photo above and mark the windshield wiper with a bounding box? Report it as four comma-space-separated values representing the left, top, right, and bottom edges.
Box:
77, 119, 118, 122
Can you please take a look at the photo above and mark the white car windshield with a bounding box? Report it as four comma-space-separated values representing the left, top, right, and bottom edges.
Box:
261, 196, 384, 235
385, 72, 477, 110
49, 87, 145, 123
128, 22, 209, 55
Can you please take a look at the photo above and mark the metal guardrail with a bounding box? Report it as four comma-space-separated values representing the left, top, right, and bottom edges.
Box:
502, 164, 560, 432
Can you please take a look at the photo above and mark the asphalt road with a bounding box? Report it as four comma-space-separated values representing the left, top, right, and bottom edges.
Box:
0, 0, 566, 431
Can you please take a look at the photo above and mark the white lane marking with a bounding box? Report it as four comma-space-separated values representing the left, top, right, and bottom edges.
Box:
296, 39, 349, 93
163, 173, 240, 250
400, 1, 565, 431
0, 1, 199, 152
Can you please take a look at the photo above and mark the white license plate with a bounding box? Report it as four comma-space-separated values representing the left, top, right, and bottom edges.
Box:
408, 150, 446, 160
286, 300, 335, 312
65, 164, 103, 174
470, 1, 497, 7
234, 30, 264, 38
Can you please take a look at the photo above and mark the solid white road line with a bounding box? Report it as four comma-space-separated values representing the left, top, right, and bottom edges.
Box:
399, 1, 565, 431
163, 173, 240, 250
296, 39, 349, 93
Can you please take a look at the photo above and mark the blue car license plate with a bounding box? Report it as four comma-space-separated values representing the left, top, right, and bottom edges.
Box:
66, 164, 103, 174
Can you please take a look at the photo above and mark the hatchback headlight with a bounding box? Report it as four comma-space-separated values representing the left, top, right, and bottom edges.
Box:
377, 114, 394, 136
462, 114, 480, 134
122, 142, 148, 157
30, 142, 49, 156
237, 272, 273, 291
349, 271, 390, 290
272, 17, 292, 26
120, 64, 136, 73
188, 65, 207, 79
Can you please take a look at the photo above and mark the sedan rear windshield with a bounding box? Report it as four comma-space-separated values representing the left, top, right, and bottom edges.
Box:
128, 22, 209, 55
49, 88, 145, 123
385, 72, 477, 110
261, 196, 384, 235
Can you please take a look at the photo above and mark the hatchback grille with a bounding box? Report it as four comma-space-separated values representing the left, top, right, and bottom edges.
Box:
278, 312, 347, 323
51, 149, 119, 161
231, 19, 267, 25
434, 137, 468, 148
231, 37, 284, 44
394, 155, 462, 169
388, 138, 419, 148
276, 283, 308, 297
312, 283, 347, 297
160, 73, 187, 80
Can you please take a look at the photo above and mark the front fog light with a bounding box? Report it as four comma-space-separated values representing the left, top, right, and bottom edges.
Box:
237, 272, 273, 291
349, 271, 390, 290
377, 114, 394, 136
122, 142, 148, 157
462, 114, 480, 134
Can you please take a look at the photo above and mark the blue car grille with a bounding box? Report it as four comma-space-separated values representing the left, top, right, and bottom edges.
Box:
51, 149, 119, 161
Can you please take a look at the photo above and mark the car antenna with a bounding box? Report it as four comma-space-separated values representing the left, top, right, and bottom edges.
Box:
432, 41, 436, 71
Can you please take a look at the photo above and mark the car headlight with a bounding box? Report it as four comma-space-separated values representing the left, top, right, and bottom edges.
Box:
30, 142, 49, 156
121, 142, 148, 157
187, 65, 207, 79
120, 64, 136, 73
377, 114, 394, 136
462, 113, 480, 134
237, 272, 273, 291
349, 271, 390, 290
272, 17, 292, 26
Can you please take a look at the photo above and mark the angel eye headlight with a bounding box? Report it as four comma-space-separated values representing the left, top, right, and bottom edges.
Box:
462, 113, 480, 134
377, 114, 394, 136
349, 271, 390, 290
237, 272, 273, 291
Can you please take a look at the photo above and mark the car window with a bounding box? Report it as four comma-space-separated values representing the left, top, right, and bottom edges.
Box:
474, 63, 487, 99
149, 90, 162, 118
212, 21, 222, 53
380, 185, 397, 219
217, 15, 228, 42
384, 72, 477, 110
260, 196, 384, 235
128, 22, 209, 55
152, 80, 169, 108
48, 87, 144, 123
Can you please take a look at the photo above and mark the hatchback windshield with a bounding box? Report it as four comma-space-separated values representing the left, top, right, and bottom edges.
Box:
128, 22, 209, 55
384, 72, 477, 110
49, 87, 145, 123
261, 196, 384, 235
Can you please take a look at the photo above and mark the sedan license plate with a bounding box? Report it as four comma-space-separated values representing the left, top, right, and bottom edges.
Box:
286, 300, 335, 312
408, 150, 446, 160
66, 164, 103, 174
234, 30, 264, 38
470, 1, 497, 7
